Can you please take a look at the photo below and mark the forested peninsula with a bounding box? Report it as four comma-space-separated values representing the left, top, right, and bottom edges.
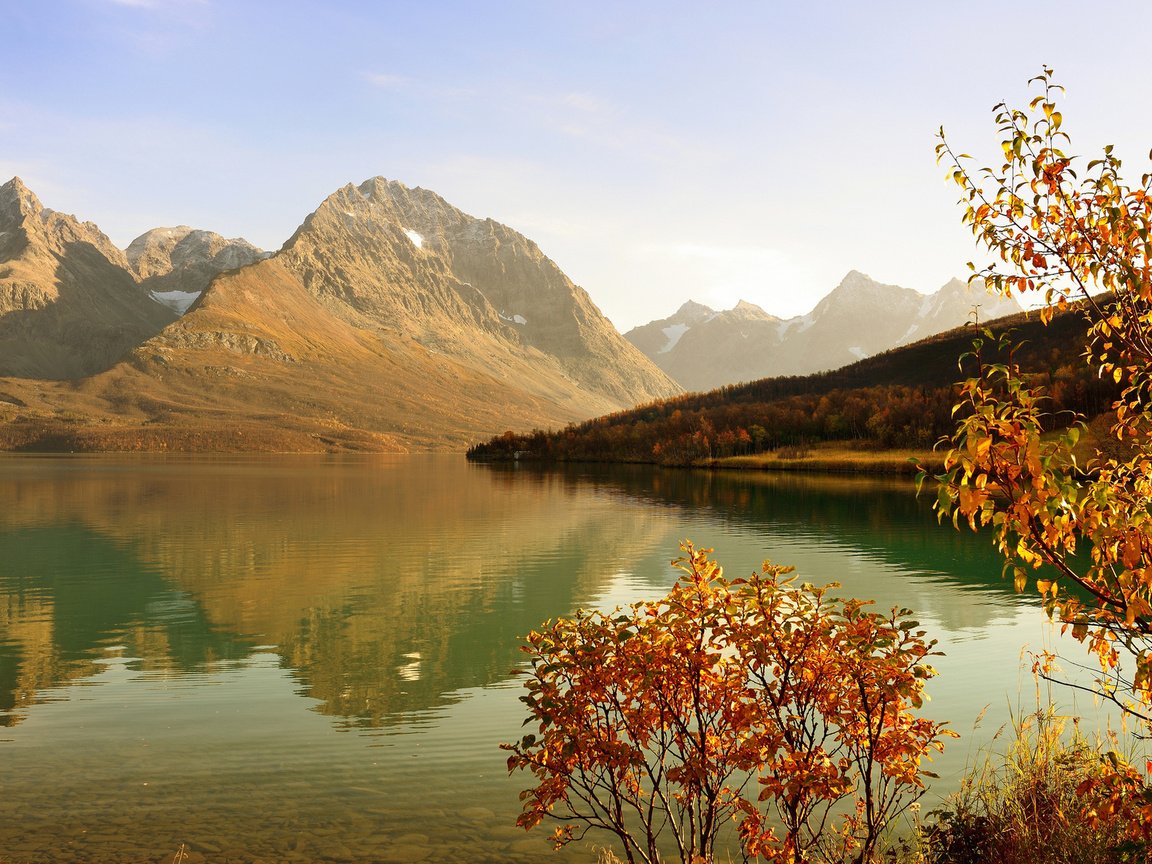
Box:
468, 304, 1116, 468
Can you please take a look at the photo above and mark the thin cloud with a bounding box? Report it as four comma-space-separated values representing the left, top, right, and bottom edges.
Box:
103, 0, 209, 9
364, 73, 412, 91
562, 92, 612, 115
362, 72, 473, 99
524, 88, 703, 164
94, 0, 214, 55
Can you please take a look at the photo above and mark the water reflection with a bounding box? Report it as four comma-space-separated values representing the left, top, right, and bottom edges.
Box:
0, 455, 1106, 863
0, 456, 676, 730
0, 456, 1030, 733
0, 523, 250, 725
494, 462, 1028, 629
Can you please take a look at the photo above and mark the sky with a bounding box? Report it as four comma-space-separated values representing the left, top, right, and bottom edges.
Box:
3, 0, 1151, 331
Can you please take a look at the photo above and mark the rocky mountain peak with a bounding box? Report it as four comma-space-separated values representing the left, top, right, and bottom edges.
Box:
909, 276, 1019, 332
814, 271, 919, 317
730, 299, 777, 320
356, 176, 454, 213
676, 299, 713, 315
0, 177, 45, 229
128, 226, 265, 276
0, 177, 129, 271
0, 178, 175, 378
284, 178, 462, 258
126, 226, 196, 271
277, 179, 497, 340
126, 225, 268, 312
830, 270, 889, 297
272, 176, 677, 407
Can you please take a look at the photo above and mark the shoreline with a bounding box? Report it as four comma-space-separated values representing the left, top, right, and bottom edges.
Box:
1, 444, 950, 476
707, 447, 945, 475
469, 446, 948, 476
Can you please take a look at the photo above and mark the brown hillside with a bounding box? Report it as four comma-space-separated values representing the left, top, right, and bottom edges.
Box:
0, 177, 681, 452
0, 178, 176, 378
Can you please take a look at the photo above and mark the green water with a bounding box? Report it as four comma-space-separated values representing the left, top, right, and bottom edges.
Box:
0, 455, 1110, 863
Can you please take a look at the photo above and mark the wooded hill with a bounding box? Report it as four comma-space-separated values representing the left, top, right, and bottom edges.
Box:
468, 305, 1117, 465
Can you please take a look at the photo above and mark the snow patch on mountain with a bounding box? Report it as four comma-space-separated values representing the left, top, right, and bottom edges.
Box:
659, 323, 691, 354
151, 289, 202, 315
404, 228, 424, 248
778, 312, 815, 337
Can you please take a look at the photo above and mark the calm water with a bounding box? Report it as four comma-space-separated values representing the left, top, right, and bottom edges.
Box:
0, 455, 1112, 863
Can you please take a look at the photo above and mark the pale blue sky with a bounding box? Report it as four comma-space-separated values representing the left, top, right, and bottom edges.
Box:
4, 0, 1150, 329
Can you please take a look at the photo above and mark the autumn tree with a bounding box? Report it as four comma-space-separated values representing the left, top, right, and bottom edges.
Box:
503, 543, 953, 864
929, 68, 1152, 831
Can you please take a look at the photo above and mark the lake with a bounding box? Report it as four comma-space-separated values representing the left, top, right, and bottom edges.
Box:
0, 454, 1113, 863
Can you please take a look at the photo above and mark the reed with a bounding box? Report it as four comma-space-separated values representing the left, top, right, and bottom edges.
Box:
919, 704, 1145, 864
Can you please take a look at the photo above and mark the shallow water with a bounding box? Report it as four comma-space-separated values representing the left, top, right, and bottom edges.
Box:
0, 455, 1112, 862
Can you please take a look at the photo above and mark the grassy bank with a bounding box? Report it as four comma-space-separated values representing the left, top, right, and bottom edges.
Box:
709, 445, 946, 475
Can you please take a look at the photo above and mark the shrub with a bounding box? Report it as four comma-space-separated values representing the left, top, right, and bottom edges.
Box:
503, 543, 956, 863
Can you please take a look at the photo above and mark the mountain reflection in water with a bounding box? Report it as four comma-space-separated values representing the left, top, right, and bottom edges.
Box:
0, 454, 1097, 864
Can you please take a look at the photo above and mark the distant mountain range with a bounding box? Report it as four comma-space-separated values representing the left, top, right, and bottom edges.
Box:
0, 176, 678, 450
625, 271, 1023, 391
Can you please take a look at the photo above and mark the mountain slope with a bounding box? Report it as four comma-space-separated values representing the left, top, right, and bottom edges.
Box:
0, 177, 680, 451
638, 299, 787, 390
279, 178, 674, 406
0, 178, 177, 378
623, 299, 716, 358
627, 271, 1023, 391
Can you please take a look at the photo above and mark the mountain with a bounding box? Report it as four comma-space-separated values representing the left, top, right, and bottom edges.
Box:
624, 299, 787, 391
599, 299, 716, 358
0, 177, 680, 451
626, 271, 1023, 391
127, 226, 269, 313
0, 178, 177, 378
273, 177, 673, 407
897, 276, 1023, 343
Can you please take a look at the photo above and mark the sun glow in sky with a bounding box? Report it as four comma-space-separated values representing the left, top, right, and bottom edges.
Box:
4, 0, 1151, 330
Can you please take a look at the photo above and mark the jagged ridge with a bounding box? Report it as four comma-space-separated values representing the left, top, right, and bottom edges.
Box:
626, 270, 1023, 391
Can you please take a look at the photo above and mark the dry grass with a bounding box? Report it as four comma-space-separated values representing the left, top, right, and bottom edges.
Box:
713, 445, 945, 475
918, 705, 1146, 864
